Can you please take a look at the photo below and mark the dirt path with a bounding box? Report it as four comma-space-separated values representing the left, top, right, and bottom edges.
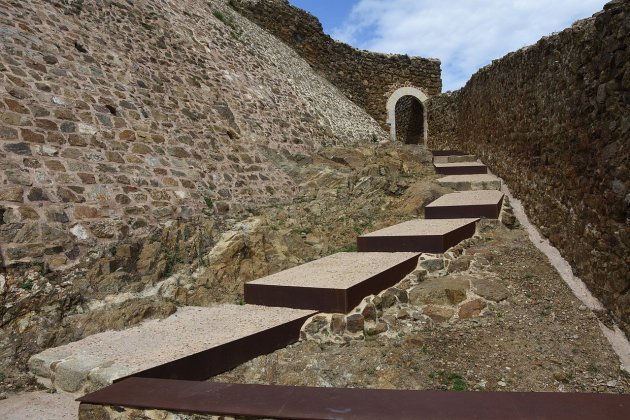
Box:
502, 183, 630, 373
0, 391, 77, 420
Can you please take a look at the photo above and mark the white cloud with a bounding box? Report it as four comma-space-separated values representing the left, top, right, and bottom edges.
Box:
332, 0, 609, 91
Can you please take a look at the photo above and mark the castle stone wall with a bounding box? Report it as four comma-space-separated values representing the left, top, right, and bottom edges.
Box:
428, 0, 630, 335
0, 0, 387, 268
230, 0, 442, 129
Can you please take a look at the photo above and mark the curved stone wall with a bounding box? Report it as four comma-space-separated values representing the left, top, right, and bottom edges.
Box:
428, 0, 630, 336
230, 0, 442, 130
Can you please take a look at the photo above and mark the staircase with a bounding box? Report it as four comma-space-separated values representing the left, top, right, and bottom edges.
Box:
29, 149, 512, 415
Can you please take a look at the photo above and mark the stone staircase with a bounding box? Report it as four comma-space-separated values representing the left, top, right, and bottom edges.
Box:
27, 149, 509, 414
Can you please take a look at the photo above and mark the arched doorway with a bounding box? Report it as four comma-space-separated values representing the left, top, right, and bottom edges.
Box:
386, 87, 428, 144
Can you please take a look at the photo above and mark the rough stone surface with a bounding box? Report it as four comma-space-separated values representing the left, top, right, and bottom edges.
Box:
409, 276, 470, 306
78, 404, 236, 420
472, 278, 510, 302
422, 305, 455, 323
346, 314, 365, 334
459, 299, 487, 319
428, 0, 630, 336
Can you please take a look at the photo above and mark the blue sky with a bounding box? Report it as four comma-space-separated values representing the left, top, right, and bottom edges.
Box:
289, 0, 609, 91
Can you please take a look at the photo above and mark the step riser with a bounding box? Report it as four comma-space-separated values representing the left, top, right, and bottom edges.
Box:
434, 165, 488, 175
245, 255, 420, 313
357, 223, 476, 254
130, 316, 310, 382
425, 199, 503, 220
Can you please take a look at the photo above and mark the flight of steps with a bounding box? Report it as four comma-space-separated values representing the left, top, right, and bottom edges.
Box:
28, 149, 507, 414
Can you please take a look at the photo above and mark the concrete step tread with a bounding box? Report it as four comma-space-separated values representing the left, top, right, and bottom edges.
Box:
28, 305, 315, 393
247, 252, 418, 289
426, 190, 504, 207
360, 218, 479, 237
437, 174, 502, 191
433, 155, 477, 164
437, 174, 500, 182
245, 252, 420, 312
434, 161, 486, 168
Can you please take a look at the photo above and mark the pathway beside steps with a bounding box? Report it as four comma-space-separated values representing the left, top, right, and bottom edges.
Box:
22, 148, 519, 419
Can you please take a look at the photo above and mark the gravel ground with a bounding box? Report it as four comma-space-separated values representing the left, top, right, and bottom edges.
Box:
214, 222, 630, 393
0, 391, 77, 420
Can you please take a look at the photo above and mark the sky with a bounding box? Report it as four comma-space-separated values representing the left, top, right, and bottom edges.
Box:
289, 0, 609, 91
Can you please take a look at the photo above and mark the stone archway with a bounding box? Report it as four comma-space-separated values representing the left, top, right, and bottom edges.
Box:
386, 87, 429, 144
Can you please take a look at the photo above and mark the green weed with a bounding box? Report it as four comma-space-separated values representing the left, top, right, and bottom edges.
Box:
431, 370, 467, 391
20, 280, 34, 290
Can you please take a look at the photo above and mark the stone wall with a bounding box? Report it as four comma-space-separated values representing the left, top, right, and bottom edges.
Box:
0, 0, 387, 268
230, 0, 442, 128
428, 0, 630, 335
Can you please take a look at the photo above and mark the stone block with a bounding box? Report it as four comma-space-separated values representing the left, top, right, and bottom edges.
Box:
472, 278, 509, 302
54, 357, 110, 393
409, 276, 469, 306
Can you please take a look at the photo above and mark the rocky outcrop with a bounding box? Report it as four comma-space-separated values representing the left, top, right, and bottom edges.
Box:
428, 0, 630, 336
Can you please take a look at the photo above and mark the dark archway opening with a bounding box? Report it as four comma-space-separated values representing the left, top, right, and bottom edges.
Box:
395, 95, 424, 144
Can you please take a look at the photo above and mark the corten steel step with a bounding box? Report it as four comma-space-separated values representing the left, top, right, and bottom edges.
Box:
433, 154, 477, 164
28, 305, 315, 393
357, 218, 478, 254
425, 190, 504, 220
431, 149, 468, 156
434, 161, 488, 175
78, 378, 630, 420
437, 174, 502, 191
244, 252, 420, 313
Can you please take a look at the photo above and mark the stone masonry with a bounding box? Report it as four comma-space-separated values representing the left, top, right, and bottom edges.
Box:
428, 0, 630, 336
0, 0, 387, 268
230, 0, 442, 129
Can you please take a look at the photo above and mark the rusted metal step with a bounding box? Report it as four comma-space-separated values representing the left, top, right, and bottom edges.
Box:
357, 218, 478, 253
425, 190, 504, 219
78, 378, 630, 420
434, 161, 488, 175
245, 252, 420, 313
